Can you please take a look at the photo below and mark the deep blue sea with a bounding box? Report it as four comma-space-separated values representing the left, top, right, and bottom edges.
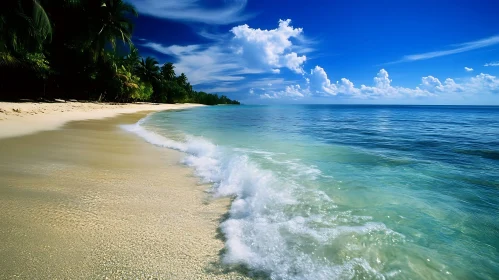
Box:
124, 105, 499, 279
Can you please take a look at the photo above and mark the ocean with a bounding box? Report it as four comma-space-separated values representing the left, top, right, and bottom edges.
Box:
123, 105, 499, 279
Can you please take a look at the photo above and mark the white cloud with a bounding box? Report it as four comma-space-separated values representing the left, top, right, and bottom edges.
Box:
142, 40, 269, 86
260, 93, 276, 99
362, 71, 498, 97
358, 70, 429, 98
142, 43, 202, 56
138, 16, 499, 104
231, 19, 307, 74
484, 62, 499, 67
260, 84, 308, 99
246, 78, 288, 88
309, 65, 336, 95
391, 34, 499, 63
420, 76, 466, 93
309, 68, 426, 98
283, 52, 307, 74
142, 19, 310, 91
465, 67, 474, 72
441, 78, 463, 92
146, 43, 248, 85
198, 86, 238, 93
337, 78, 360, 96
421, 76, 443, 89
263, 66, 499, 101
374, 69, 391, 88
468, 73, 499, 93
282, 85, 307, 97
128, 0, 251, 24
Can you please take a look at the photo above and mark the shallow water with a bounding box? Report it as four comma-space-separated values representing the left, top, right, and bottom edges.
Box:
124, 105, 499, 279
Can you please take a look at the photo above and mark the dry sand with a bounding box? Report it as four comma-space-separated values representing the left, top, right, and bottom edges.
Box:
0, 107, 249, 279
0, 101, 204, 139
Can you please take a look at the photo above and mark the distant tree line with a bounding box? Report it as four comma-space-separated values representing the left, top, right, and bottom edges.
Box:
0, 0, 240, 105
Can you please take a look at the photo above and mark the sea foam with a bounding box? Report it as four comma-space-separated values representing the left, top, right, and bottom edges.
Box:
122, 119, 397, 279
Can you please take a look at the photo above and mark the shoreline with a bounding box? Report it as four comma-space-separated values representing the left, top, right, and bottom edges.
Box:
0, 101, 204, 139
0, 108, 247, 278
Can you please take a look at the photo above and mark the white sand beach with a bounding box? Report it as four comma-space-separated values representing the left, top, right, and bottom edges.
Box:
0, 101, 204, 139
0, 103, 247, 279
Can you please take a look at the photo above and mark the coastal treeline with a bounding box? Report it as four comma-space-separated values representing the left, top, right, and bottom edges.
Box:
0, 0, 240, 105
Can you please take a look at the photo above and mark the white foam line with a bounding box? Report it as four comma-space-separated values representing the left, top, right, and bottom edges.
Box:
122, 116, 398, 279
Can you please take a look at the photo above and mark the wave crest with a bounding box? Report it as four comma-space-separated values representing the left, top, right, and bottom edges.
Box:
122, 119, 399, 279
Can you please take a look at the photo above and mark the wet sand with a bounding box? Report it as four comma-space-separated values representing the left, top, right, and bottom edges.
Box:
0, 112, 246, 279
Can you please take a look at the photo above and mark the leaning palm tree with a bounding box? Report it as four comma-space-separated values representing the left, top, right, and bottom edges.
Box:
0, 0, 53, 100
0, 0, 52, 55
89, 0, 137, 60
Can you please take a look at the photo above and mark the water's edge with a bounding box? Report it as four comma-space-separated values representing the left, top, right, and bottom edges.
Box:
121, 105, 499, 280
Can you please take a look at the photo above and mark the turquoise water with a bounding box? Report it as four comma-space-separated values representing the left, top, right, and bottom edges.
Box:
124, 105, 499, 279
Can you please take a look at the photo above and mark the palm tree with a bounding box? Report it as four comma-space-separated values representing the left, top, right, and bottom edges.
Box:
136, 56, 165, 102
176, 73, 188, 88
125, 46, 141, 72
0, 0, 52, 55
138, 56, 160, 83
0, 0, 54, 100
160, 62, 176, 81
89, 0, 137, 60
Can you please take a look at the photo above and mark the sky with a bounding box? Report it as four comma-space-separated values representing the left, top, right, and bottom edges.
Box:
128, 0, 499, 105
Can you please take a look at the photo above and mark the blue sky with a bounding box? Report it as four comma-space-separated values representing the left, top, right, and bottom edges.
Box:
128, 0, 499, 104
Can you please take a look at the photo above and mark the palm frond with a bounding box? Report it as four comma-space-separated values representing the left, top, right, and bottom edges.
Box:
0, 52, 21, 67
32, 0, 52, 42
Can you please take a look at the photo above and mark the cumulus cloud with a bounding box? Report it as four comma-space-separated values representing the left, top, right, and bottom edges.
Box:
139, 15, 499, 103
307, 66, 361, 96
231, 19, 307, 74
283, 84, 307, 97
309, 66, 336, 95
484, 62, 499, 67
373, 69, 391, 88
441, 78, 463, 92
142, 19, 310, 90
261, 67, 499, 100
260, 84, 308, 99
358, 70, 428, 98
465, 67, 474, 72
128, 0, 251, 24
309, 68, 426, 98
420, 76, 465, 93
468, 73, 499, 93
421, 76, 443, 89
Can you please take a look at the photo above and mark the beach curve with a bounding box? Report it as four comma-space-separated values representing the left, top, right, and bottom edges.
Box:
0, 101, 204, 139
0, 104, 249, 279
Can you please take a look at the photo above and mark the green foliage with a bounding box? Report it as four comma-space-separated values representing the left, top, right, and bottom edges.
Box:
115, 65, 153, 101
135, 81, 153, 101
0, 0, 240, 105
161, 62, 175, 81
0, 0, 52, 54
26, 52, 49, 72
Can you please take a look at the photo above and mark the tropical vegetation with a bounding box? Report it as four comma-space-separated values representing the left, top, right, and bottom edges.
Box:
0, 0, 240, 105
